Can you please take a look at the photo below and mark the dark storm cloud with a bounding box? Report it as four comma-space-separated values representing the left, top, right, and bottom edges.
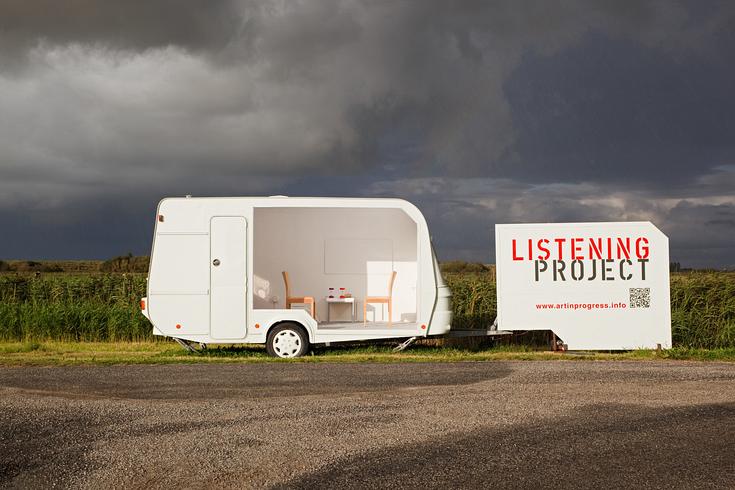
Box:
3, 0, 715, 183
501, 31, 735, 185
0, 0, 240, 67
0, 1, 733, 266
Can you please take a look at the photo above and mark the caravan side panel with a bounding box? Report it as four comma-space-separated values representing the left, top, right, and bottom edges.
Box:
148, 233, 210, 335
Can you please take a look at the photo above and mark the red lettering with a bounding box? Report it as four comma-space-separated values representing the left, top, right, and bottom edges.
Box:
537, 239, 550, 260
636, 237, 649, 259
616, 237, 630, 260
554, 238, 565, 260
588, 238, 603, 260
571, 237, 583, 260
514, 235, 650, 261
512, 239, 523, 261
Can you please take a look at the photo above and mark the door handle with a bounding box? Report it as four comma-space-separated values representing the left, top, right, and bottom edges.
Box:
212, 259, 221, 266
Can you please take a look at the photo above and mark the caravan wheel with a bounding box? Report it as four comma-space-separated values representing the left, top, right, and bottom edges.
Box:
267, 324, 309, 358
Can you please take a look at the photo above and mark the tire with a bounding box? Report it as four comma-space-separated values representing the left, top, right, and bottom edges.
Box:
266, 323, 310, 358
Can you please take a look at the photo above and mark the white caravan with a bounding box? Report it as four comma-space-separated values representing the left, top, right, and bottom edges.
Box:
141, 196, 452, 357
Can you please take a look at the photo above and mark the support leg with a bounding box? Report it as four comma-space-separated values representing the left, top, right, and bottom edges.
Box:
393, 336, 417, 352
174, 337, 200, 354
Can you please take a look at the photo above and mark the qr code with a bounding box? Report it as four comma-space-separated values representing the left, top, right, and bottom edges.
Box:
630, 288, 651, 308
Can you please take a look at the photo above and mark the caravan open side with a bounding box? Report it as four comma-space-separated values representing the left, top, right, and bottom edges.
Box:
140, 196, 452, 357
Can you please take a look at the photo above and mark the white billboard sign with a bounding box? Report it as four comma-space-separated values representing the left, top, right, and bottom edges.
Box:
495, 222, 671, 350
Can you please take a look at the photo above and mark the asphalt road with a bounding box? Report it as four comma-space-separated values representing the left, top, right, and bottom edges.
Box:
1, 361, 734, 489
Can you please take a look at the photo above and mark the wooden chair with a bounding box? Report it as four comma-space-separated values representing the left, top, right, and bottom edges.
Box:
364, 271, 397, 326
282, 271, 315, 318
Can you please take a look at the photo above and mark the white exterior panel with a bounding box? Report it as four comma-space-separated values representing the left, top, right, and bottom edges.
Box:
210, 216, 248, 340
496, 221, 671, 350
145, 197, 447, 345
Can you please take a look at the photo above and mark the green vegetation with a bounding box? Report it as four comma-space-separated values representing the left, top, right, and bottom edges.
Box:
0, 268, 733, 351
670, 273, 735, 348
439, 261, 494, 274
445, 271, 735, 349
3, 260, 63, 273
444, 272, 497, 331
0, 273, 151, 341
0, 256, 147, 273
1, 341, 734, 366
100, 254, 149, 273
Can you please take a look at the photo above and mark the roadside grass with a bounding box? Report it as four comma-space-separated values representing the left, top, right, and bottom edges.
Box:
1, 341, 734, 366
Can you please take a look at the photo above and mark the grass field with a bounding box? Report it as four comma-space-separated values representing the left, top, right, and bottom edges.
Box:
0, 270, 733, 350
1, 341, 734, 366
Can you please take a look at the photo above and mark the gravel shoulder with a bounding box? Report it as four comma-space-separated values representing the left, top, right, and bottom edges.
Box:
1, 361, 734, 488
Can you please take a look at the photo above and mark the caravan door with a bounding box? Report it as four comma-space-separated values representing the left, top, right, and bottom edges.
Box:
210, 216, 248, 339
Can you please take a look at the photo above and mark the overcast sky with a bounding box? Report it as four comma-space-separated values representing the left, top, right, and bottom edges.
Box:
1, 1, 734, 268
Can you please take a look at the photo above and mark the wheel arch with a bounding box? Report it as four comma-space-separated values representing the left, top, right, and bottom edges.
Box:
265, 320, 312, 344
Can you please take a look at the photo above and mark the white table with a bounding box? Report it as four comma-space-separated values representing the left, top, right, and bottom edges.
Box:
326, 297, 356, 322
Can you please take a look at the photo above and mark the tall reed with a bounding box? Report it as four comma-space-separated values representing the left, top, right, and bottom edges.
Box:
0, 274, 151, 341
0, 271, 732, 347
443, 271, 735, 349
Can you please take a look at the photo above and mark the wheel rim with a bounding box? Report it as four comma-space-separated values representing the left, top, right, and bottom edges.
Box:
273, 330, 302, 358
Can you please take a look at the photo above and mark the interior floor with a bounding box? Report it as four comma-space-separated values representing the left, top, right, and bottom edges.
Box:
317, 321, 419, 332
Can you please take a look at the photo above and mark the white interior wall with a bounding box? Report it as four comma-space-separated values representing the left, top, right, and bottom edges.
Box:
253, 207, 418, 323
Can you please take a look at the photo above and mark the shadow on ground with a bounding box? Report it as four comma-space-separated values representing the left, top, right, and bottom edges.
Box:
0, 406, 257, 487
0, 362, 513, 400
278, 403, 735, 489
